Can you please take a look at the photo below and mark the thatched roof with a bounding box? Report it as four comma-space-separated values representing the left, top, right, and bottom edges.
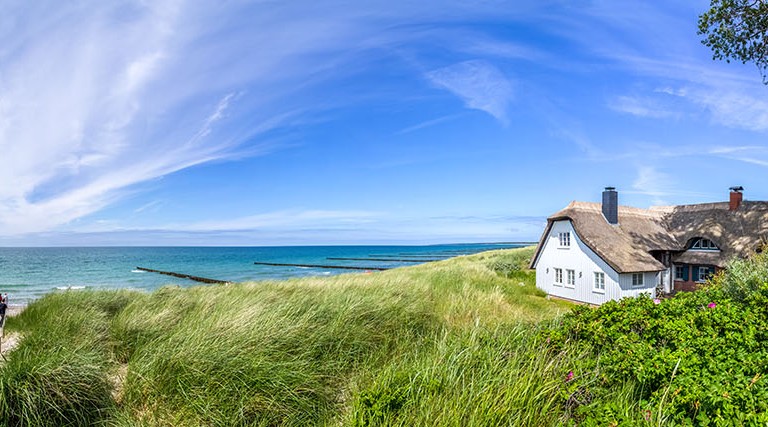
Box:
655, 201, 768, 268
530, 200, 768, 273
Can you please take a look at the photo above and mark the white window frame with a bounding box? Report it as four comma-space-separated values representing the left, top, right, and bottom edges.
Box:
632, 273, 644, 287
593, 272, 605, 293
558, 232, 571, 248
565, 269, 576, 288
554, 268, 563, 286
697, 266, 709, 283
691, 238, 719, 251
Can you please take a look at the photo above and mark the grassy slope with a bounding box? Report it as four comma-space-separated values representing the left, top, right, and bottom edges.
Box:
0, 247, 577, 426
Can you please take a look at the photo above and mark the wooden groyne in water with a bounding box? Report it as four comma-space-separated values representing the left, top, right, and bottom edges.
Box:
369, 254, 453, 259
326, 257, 443, 263
135, 267, 228, 284
253, 262, 390, 271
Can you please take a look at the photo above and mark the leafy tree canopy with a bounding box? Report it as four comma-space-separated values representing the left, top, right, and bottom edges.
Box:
698, 0, 768, 83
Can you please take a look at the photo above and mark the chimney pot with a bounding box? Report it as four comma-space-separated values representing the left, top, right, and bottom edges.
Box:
602, 187, 619, 224
729, 186, 743, 211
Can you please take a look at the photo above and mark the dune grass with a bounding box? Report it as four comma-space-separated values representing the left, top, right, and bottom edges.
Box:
0, 247, 577, 426
0, 290, 134, 426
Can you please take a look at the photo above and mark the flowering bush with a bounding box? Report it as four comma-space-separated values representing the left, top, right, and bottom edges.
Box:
544, 251, 768, 425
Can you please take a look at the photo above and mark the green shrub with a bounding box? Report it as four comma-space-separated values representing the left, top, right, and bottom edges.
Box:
545, 252, 768, 425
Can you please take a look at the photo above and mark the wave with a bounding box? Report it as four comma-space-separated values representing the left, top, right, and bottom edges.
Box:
131, 269, 146, 273
55, 286, 87, 291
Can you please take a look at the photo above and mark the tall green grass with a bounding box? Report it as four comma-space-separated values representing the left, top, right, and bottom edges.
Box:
0, 247, 577, 426
346, 324, 577, 426
0, 290, 134, 426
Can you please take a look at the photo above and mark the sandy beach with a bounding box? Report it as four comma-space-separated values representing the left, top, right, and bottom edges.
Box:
6, 305, 24, 318
0, 306, 24, 357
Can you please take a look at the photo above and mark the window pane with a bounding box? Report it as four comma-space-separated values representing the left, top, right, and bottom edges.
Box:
632, 273, 643, 286
594, 272, 604, 290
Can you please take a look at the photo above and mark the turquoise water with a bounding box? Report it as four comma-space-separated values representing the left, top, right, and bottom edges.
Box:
0, 244, 524, 305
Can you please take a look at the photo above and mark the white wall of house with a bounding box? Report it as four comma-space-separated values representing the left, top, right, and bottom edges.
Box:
534, 220, 657, 305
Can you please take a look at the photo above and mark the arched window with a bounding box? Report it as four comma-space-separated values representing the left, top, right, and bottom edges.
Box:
689, 237, 719, 251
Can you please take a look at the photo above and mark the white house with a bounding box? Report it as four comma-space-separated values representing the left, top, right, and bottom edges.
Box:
530, 187, 768, 305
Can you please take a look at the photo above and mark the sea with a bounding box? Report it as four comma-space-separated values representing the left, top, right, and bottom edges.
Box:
0, 243, 526, 305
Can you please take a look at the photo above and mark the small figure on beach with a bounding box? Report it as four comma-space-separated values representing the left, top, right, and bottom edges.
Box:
0, 298, 7, 327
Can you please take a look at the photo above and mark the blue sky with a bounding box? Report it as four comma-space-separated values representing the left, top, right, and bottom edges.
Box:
1, 0, 767, 246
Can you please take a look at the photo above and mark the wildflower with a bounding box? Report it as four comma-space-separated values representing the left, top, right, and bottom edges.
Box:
707, 302, 716, 309
643, 409, 652, 421
565, 370, 574, 382
653, 298, 661, 305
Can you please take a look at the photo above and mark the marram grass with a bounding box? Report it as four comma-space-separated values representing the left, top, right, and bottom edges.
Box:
0, 247, 580, 426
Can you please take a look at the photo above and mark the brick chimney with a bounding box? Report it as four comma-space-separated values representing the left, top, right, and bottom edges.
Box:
602, 187, 618, 224
729, 186, 743, 211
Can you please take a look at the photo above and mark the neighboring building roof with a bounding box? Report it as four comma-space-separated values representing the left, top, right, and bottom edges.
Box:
658, 201, 768, 267
530, 200, 768, 273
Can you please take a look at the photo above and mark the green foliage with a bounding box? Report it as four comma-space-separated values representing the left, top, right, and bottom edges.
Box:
112, 281, 439, 426
0, 247, 571, 426
0, 291, 134, 427
485, 246, 535, 278
8, 247, 768, 426
698, 0, 768, 83
546, 250, 768, 425
348, 324, 592, 427
719, 250, 768, 303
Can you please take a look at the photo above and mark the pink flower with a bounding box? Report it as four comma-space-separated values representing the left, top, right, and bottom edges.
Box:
707, 302, 716, 309
644, 409, 652, 421
565, 371, 574, 382
653, 298, 661, 305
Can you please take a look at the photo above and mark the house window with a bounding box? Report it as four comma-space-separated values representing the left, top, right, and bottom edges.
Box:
558, 232, 571, 247
690, 238, 719, 250
675, 266, 684, 280
566, 269, 575, 287
594, 272, 605, 292
632, 273, 644, 287
697, 266, 714, 282
554, 268, 563, 286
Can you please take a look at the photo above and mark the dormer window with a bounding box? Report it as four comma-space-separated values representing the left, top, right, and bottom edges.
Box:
689, 238, 719, 251
558, 232, 571, 247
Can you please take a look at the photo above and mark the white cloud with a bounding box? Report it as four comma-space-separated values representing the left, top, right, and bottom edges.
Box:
631, 166, 675, 205
688, 89, 768, 131
426, 60, 514, 124
70, 209, 381, 234
0, 1, 546, 238
32, 209, 540, 246
180, 210, 381, 232
608, 95, 681, 119
725, 156, 768, 168
395, 113, 464, 135
541, 2, 768, 133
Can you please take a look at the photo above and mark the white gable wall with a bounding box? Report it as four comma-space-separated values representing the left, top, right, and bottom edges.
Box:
534, 220, 657, 305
